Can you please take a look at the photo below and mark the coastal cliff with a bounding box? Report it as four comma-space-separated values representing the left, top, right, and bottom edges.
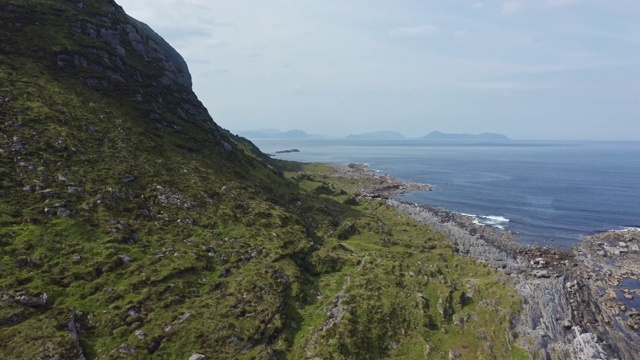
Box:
2, 1, 636, 359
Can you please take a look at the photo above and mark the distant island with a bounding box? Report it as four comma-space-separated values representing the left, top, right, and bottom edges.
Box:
422, 131, 510, 142
274, 148, 300, 154
238, 129, 510, 142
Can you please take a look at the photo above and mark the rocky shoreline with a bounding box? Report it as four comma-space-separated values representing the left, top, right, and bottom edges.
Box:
329, 163, 640, 360
330, 163, 431, 198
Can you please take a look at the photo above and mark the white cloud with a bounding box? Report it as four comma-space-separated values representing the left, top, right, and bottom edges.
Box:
546, 0, 579, 6
390, 24, 441, 37
501, 1, 524, 14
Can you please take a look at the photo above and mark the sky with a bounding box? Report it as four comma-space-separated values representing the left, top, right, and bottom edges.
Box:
116, 0, 640, 140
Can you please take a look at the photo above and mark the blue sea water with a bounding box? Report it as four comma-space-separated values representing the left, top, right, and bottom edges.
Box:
253, 139, 640, 248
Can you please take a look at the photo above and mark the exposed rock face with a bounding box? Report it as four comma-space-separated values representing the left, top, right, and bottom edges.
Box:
126, 15, 192, 87
568, 230, 640, 359
65, 5, 191, 89
1, 0, 226, 138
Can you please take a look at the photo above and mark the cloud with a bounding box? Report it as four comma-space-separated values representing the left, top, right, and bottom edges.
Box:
472, 2, 485, 9
546, 0, 579, 6
501, 1, 524, 14
390, 24, 441, 37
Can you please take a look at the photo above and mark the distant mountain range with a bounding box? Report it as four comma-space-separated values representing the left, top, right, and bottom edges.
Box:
238, 129, 510, 142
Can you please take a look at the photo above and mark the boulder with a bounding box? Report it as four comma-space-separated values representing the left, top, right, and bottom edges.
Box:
118, 253, 132, 265
188, 354, 209, 360
532, 270, 551, 278
17, 293, 47, 307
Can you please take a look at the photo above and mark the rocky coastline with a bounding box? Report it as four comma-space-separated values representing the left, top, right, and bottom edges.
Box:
329, 163, 640, 359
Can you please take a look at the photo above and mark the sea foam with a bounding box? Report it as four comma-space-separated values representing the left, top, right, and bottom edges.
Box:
460, 213, 510, 229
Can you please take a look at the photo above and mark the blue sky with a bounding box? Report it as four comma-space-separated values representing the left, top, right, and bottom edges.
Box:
116, 0, 640, 140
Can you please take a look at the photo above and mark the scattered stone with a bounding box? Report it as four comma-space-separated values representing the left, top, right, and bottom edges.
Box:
127, 307, 141, 317
531, 258, 546, 268
135, 330, 146, 339
532, 270, 550, 278
57, 208, 72, 217
188, 354, 209, 360
448, 349, 461, 359
563, 319, 573, 330
121, 175, 136, 183
67, 186, 83, 194
116, 344, 135, 355
177, 312, 192, 324
17, 293, 47, 307
118, 253, 132, 265
229, 335, 240, 345
272, 270, 290, 283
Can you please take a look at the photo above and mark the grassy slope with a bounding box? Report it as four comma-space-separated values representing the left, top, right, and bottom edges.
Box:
0, 1, 528, 358
282, 164, 527, 360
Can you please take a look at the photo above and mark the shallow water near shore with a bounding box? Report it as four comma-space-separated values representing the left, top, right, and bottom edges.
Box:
619, 278, 640, 310
254, 139, 640, 248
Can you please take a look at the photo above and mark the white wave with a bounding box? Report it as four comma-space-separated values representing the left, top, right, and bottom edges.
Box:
459, 212, 476, 218
457, 212, 510, 229
473, 215, 510, 229
484, 215, 509, 222
619, 227, 640, 232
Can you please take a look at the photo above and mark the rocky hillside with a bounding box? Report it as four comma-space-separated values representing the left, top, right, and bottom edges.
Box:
0, 1, 526, 359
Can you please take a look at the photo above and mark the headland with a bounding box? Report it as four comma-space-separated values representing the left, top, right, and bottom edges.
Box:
327, 162, 640, 359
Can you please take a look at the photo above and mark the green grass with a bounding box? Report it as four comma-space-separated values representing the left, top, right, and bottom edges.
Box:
0, 1, 529, 358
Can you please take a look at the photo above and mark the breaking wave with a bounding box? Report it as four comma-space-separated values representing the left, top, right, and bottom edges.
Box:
460, 213, 510, 229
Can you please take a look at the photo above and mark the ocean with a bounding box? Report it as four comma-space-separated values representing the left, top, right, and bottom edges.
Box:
253, 139, 640, 248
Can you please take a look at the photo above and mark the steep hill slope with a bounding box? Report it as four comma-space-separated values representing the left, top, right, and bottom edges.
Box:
0, 1, 313, 358
0, 1, 525, 359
